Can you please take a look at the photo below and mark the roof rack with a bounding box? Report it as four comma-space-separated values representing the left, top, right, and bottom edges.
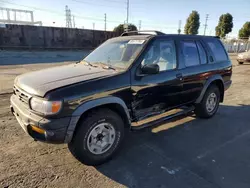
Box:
121, 30, 166, 36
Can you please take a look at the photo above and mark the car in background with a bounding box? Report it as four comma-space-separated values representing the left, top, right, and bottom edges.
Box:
237, 50, 250, 64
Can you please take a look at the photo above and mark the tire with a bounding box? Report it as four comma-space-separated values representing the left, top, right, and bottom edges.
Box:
68, 108, 124, 166
238, 62, 244, 65
195, 85, 220, 118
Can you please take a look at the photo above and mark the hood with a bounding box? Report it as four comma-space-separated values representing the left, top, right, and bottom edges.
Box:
15, 63, 117, 97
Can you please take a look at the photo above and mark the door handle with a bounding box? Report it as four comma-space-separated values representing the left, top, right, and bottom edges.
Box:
176, 73, 183, 81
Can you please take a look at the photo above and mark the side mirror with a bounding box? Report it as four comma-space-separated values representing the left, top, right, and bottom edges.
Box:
141, 64, 160, 75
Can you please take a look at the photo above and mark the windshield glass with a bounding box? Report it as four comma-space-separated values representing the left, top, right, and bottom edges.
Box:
83, 39, 146, 69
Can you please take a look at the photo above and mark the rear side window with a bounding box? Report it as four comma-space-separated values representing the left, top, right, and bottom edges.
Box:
206, 39, 228, 62
181, 41, 200, 67
196, 41, 207, 64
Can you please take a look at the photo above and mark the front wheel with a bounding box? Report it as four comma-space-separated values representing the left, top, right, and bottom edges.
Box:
195, 85, 220, 118
238, 62, 244, 65
68, 108, 124, 166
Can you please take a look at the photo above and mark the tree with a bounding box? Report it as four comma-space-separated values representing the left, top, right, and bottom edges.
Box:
113, 24, 137, 35
184, 11, 200, 35
215, 13, 233, 38
238, 22, 250, 39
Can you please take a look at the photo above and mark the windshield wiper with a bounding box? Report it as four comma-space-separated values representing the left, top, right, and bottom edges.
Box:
80, 60, 97, 67
102, 64, 116, 71
91, 62, 117, 71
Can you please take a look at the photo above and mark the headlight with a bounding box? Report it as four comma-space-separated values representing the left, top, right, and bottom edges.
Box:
30, 97, 62, 115
238, 54, 243, 58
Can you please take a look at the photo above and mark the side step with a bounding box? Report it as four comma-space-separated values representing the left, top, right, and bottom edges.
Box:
131, 106, 195, 130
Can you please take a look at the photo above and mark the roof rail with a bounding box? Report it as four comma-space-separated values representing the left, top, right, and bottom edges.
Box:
121, 30, 166, 36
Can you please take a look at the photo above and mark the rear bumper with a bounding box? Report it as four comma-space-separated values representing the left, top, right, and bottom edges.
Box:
10, 94, 71, 144
224, 80, 232, 91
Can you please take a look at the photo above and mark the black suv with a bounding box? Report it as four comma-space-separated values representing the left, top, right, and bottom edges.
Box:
10, 31, 232, 165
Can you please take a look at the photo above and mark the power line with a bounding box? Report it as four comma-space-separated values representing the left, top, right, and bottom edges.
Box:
138, 20, 141, 31
126, 0, 129, 24
104, 13, 106, 31
0, 0, 122, 23
204, 14, 209, 35
0, 0, 183, 28
71, 0, 126, 9
0, 0, 180, 31
178, 20, 181, 34
91, 0, 127, 4
73, 15, 75, 28
133, 22, 178, 29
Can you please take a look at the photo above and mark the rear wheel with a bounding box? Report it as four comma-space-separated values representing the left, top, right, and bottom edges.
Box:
195, 85, 220, 118
238, 62, 244, 65
68, 108, 124, 166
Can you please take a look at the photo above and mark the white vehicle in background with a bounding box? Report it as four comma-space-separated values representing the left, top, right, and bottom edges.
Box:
237, 50, 250, 64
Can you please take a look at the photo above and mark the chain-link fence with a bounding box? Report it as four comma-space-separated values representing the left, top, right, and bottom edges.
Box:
221, 37, 250, 53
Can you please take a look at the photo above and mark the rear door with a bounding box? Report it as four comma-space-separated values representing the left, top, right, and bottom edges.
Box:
180, 40, 209, 104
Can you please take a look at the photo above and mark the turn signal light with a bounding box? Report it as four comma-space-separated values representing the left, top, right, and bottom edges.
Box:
31, 125, 45, 134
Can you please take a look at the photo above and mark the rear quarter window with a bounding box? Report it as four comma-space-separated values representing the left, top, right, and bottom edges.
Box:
205, 39, 228, 62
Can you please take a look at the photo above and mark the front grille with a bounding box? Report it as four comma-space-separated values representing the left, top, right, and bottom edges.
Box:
13, 86, 31, 105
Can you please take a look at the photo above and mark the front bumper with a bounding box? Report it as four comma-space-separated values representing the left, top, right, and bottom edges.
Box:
237, 58, 250, 62
224, 80, 232, 91
10, 94, 71, 144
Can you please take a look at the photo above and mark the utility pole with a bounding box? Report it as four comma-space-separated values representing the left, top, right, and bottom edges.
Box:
177, 20, 181, 34
93, 22, 95, 30
72, 15, 75, 28
14, 11, 16, 21
138, 20, 141, 31
65, 5, 68, 27
204, 14, 209, 35
65, 5, 72, 28
6, 9, 10, 21
209, 29, 212, 36
104, 13, 107, 31
126, 0, 129, 24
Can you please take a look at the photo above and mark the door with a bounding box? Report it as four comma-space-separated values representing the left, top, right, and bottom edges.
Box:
180, 40, 209, 104
131, 39, 183, 120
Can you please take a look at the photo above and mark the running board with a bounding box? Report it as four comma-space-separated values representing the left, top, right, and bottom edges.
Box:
131, 106, 195, 130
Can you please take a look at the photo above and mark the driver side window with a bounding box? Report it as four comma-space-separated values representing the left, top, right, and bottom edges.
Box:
141, 40, 177, 72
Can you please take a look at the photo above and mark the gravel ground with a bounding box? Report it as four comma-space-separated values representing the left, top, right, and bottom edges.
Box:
1, 56, 250, 188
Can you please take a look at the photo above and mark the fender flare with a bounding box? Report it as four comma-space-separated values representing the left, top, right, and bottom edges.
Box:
195, 75, 224, 104
64, 96, 131, 143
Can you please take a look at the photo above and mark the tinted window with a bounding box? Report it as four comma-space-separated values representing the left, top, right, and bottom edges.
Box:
182, 41, 200, 67
206, 39, 228, 62
141, 40, 177, 71
196, 41, 207, 64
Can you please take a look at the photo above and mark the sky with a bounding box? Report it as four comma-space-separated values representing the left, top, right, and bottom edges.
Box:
0, 0, 250, 37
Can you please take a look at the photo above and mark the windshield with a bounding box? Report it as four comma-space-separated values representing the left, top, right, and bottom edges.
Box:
83, 39, 146, 69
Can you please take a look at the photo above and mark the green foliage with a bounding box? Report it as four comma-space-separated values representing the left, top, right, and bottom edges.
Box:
238, 22, 250, 39
184, 11, 200, 35
215, 13, 233, 38
113, 24, 138, 35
